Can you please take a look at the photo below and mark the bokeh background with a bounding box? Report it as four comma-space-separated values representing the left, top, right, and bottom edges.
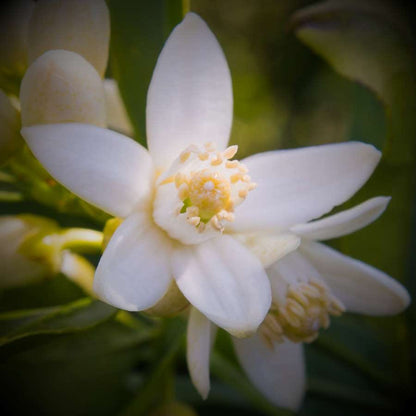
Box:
1, 0, 415, 415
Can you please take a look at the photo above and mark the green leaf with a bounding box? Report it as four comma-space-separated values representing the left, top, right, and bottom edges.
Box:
291, 1, 415, 404
0, 297, 116, 346
0, 317, 155, 416
291, 0, 416, 162
120, 317, 187, 416
0, 274, 86, 311
108, 0, 188, 145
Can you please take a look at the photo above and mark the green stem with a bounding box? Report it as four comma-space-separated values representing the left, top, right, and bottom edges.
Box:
0, 191, 23, 202
59, 228, 103, 253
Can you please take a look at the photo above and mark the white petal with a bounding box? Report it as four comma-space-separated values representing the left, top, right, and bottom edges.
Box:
172, 235, 271, 337
20, 50, 106, 127
291, 196, 390, 241
267, 250, 321, 305
300, 241, 410, 315
21, 123, 154, 217
232, 142, 381, 233
94, 212, 173, 311
187, 307, 216, 399
146, 13, 232, 168
233, 334, 305, 411
27, 0, 110, 77
233, 232, 300, 268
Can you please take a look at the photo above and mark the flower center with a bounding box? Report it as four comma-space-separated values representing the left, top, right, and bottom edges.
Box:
260, 278, 345, 345
158, 142, 256, 235
187, 170, 231, 222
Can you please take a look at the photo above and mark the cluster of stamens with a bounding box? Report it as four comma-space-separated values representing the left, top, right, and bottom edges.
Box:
166, 142, 256, 232
261, 278, 345, 345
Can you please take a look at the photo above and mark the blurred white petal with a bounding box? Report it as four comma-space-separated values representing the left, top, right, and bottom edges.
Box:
187, 308, 215, 399
301, 241, 410, 315
233, 334, 305, 411
20, 50, 106, 127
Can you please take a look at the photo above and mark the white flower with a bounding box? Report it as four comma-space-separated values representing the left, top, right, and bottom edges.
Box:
187, 198, 410, 410
21, 13, 381, 336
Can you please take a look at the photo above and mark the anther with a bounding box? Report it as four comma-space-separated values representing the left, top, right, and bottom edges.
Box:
225, 160, 239, 169
180, 151, 191, 163
198, 152, 209, 161
230, 173, 243, 183
238, 189, 248, 199
205, 142, 216, 152
188, 217, 201, 227
223, 145, 238, 160
211, 153, 223, 166
178, 183, 189, 200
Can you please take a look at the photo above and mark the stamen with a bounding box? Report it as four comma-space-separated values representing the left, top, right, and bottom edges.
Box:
198, 152, 209, 161
178, 183, 189, 200
226, 160, 239, 169
180, 151, 191, 163
230, 173, 243, 183
261, 279, 345, 344
223, 145, 238, 159
210, 153, 223, 166
205, 142, 216, 152
164, 141, 256, 235
238, 189, 248, 199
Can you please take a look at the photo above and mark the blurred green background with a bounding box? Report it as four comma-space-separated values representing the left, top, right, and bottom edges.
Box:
1, 0, 415, 415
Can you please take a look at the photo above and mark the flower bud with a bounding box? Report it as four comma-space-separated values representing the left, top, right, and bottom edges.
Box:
0, 215, 59, 288
0, 0, 34, 79
20, 50, 106, 127
27, 0, 110, 77
0, 90, 22, 164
